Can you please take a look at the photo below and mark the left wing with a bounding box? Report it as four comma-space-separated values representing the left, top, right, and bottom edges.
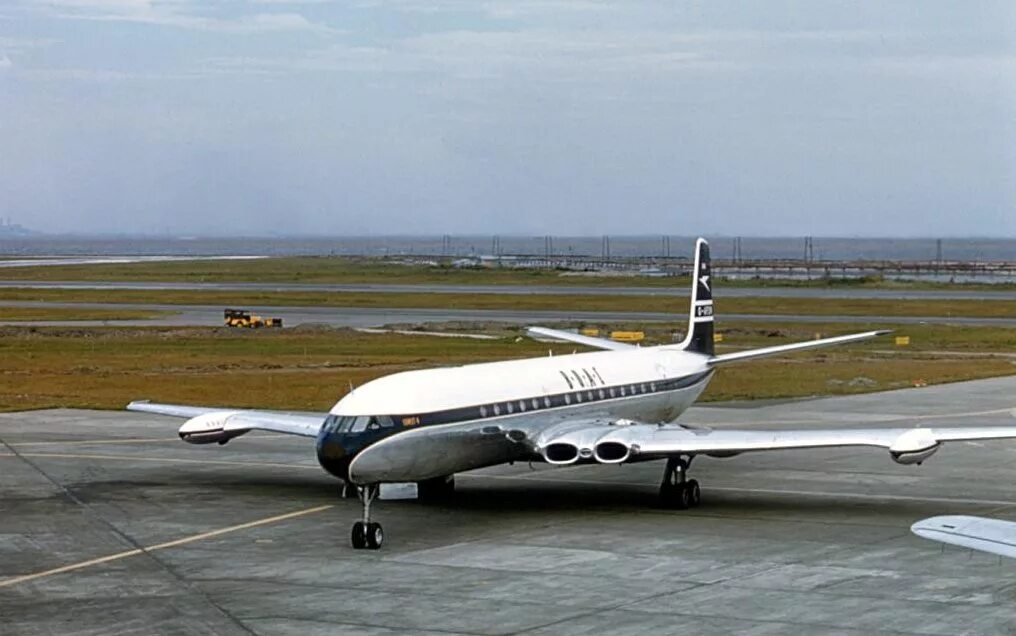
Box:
127, 400, 324, 444
531, 420, 1016, 465
912, 516, 1016, 558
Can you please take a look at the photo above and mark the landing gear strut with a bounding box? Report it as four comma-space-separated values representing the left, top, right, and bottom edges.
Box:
659, 455, 701, 510
350, 484, 384, 550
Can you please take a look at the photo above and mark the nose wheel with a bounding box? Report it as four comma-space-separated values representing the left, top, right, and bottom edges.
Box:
659, 455, 701, 510
350, 484, 384, 550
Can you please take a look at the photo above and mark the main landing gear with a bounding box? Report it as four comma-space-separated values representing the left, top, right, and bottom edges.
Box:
350, 484, 384, 550
659, 455, 701, 510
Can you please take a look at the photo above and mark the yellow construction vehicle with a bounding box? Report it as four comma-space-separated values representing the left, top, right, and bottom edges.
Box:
224, 309, 283, 329
610, 330, 645, 343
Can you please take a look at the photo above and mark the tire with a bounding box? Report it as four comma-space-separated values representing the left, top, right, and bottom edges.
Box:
687, 480, 701, 508
351, 521, 366, 549
675, 483, 690, 510
366, 522, 384, 550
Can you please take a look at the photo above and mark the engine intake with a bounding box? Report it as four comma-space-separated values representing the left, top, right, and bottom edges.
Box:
594, 441, 630, 463
543, 443, 579, 465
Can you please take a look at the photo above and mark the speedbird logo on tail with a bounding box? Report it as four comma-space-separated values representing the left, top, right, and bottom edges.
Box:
700, 275, 710, 293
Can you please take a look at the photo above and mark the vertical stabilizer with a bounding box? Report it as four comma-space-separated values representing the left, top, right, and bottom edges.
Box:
681, 238, 714, 356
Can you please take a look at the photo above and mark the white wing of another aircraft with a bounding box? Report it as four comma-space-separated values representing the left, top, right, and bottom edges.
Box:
912, 516, 1016, 559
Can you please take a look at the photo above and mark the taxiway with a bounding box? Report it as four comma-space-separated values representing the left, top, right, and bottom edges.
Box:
3, 376, 1016, 634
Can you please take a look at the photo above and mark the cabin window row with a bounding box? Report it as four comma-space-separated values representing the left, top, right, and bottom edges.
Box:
476, 380, 660, 419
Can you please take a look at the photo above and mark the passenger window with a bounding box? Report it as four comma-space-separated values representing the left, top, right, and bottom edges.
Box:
493, 404, 501, 415
587, 391, 594, 401
620, 387, 626, 396
519, 401, 526, 412
564, 394, 571, 405
609, 387, 615, 398
532, 398, 539, 410
576, 393, 583, 403
598, 389, 605, 399
651, 382, 656, 391
544, 397, 552, 408
480, 405, 488, 417
506, 402, 513, 414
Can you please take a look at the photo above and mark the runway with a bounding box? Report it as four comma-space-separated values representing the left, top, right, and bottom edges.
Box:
2, 279, 1015, 300
3, 376, 1016, 634
3, 300, 1015, 329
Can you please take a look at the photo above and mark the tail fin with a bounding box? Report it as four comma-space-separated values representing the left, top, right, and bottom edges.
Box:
681, 238, 714, 356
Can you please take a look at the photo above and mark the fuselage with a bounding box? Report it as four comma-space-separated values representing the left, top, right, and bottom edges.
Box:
316, 346, 713, 483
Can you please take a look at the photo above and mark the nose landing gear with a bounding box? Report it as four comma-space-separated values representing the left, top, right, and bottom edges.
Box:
659, 455, 701, 510
350, 484, 384, 550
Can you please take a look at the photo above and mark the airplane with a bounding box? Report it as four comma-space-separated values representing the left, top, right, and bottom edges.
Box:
912, 516, 1016, 559
128, 238, 1016, 550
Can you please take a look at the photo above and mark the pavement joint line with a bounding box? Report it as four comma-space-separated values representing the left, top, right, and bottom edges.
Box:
7, 434, 301, 447
9, 451, 321, 470
0, 504, 334, 589
458, 473, 1016, 507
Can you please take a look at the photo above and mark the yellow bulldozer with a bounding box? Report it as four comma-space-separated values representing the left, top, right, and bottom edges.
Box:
224, 309, 283, 329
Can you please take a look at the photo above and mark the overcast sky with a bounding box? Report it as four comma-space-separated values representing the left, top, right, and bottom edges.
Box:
1, 1, 1013, 237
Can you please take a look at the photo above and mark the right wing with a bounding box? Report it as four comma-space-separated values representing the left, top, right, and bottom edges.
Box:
911, 516, 1016, 558
127, 400, 324, 443
527, 326, 636, 351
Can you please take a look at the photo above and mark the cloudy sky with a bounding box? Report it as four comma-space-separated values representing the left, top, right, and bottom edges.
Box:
1, 1, 1013, 236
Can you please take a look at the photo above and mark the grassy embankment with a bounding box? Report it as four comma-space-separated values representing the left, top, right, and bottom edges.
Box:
0, 307, 173, 322
2, 256, 1012, 290
1, 322, 1012, 412
1, 287, 1014, 319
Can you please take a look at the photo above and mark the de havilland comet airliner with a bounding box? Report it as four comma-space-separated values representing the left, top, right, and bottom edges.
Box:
128, 239, 1016, 550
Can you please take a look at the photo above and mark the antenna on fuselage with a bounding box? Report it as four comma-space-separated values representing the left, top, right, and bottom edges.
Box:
347, 380, 355, 394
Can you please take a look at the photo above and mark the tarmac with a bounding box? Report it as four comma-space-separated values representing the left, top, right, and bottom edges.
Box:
3, 300, 1015, 329
3, 279, 1015, 300
4, 376, 1016, 634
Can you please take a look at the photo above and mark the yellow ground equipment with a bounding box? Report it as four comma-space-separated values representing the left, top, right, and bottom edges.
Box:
610, 330, 645, 343
224, 309, 283, 329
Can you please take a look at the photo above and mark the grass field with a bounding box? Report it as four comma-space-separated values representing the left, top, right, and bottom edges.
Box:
0, 307, 173, 322
1, 322, 1011, 412
1, 287, 1014, 319
2, 256, 1012, 290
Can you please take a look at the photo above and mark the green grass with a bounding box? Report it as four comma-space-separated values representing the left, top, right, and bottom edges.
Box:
0, 322, 1011, 412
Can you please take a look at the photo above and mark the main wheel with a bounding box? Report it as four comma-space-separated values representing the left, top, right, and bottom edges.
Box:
365, 522, 384, 550
686, 480, 701, 508
351, 521, 367, 549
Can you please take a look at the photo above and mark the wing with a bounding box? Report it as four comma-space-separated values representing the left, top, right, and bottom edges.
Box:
911, 516, 1016, 559
526, 419, 1016, 465
127, 400, 324, 443
708, 330, 892, 365
526, 326, 635, 351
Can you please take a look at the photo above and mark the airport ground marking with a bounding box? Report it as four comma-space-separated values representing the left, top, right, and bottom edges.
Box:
13, 451, 320, 471
0, 504, 334, 589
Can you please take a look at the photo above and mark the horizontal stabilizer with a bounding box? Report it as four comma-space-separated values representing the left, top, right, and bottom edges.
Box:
526, 326, 636, 351
708, 330, 891, 365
